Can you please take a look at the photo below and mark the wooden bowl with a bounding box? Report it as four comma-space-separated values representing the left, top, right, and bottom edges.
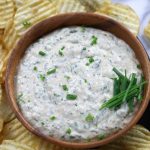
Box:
5, 13, 150, 149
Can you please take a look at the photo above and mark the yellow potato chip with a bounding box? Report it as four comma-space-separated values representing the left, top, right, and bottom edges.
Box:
0, 140, 35, 150
98, 125, 150, 150
0, 20, 19, 80
2, 118, 57, 150
0, 0, 15, 29
3, 20, 20, 51
0, 45, 8, 83
96, 3, 140, 35
79, 0, 111, 12
0, 88, 15, 123
14, 0, 57, 35
144, 21, 150, 40
56, 0, 86, 13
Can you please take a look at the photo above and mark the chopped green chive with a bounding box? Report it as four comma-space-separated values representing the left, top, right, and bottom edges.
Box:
84, 79, 87, 83
113, 78, 120, 96
66, 94, 77, 100
47, 68, 56, 75
33, 66, 37, 71
81, 26, 85, 32
97, 134, 105, 140
66, 128, 72, 135
41, 122, 45, 126
22, 20, 31, 28
64, 75, 70, 80
39, 51, 46, 56
40, 74, 45, 81
82, 47, 86, 51
59, 50, 63, 56
62, 85, 68, 91
59, 46, 65, 56
50, 116, 56, 121
85, 113, 94, 122
100, 68, 147, 111
91, 35, 98, 45
54, 93, 60, 97
86, 56, 94, 66
89, 56, 94, 63
137, 64, 141, 69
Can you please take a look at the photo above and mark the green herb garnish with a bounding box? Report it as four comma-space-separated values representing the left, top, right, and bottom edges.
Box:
122, 73, 135, 102
100, 68, 147, 111
84, 79, 87, 83
85, 113, 94, 122
22, 20, 31, 28
54, 93, 60, 97
40, 74, 45, 81
41, 122, 45, 126
86, 56, 94, 66
50, 116, 56, 121
66, 94, 77, 100
33, 66, 37, 71
82, 47, 86, 51
137, 64, 141, 69
89, 56, 94, 63
113, 78, 120, 96
59, 46, 65, 56
39, 51, 46, 56
62, 85, 68, 91
66, 128, 72, 134
64, 75, 70, 80
91, 35, 98, 45
47, 68, 56, 75
80, 26, 85, 32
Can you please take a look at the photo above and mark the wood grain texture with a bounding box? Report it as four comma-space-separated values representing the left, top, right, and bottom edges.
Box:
4, 13, 150, 149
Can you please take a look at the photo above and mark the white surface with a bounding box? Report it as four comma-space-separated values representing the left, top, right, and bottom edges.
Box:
113, 0, 150, 57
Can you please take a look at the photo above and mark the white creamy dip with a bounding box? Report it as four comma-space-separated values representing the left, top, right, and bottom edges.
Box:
15, 26, 142, 141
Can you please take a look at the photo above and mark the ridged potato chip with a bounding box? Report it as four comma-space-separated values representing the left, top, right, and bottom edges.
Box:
0, 20, 19, 80
0, 140, 35, 150
14, 0, 57, 35
0, 88, 15, 123
144, 21, 150, 40
0, 0, 15, 29
2, 118, 57, 150
0, 45, 8, 83
98, 125, 150, 150
96, 3, 140, 35
56, 0, 86, 13
3, 20, 20, 51
79, 0, 111, 12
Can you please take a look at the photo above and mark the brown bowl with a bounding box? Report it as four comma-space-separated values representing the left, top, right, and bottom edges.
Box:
5, 13, 150, 149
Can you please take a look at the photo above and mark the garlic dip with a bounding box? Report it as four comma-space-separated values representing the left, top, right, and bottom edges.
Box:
15, 26, 142, 141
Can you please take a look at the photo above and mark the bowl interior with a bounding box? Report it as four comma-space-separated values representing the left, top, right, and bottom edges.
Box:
5, 13, 150, 149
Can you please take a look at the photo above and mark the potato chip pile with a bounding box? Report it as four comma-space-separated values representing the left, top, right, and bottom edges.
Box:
0, 0, 149, 149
